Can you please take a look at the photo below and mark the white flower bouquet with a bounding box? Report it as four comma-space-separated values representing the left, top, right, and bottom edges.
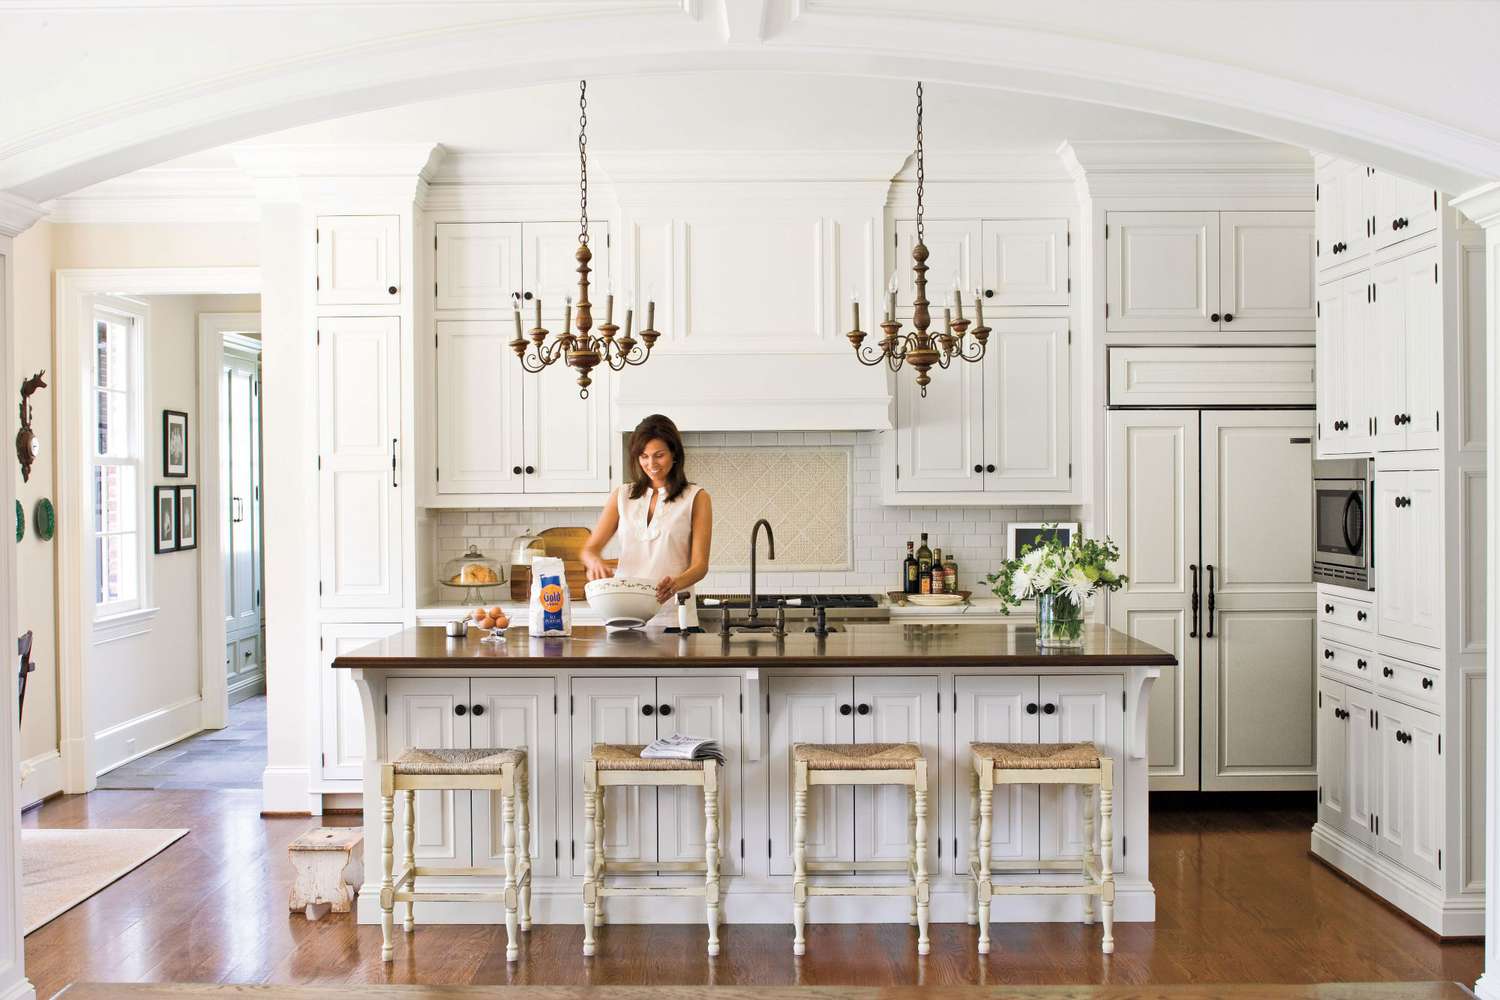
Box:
983, 526, 1128, 647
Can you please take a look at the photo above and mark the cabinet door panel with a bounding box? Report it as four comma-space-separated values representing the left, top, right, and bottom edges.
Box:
893, 220, 980, 317
435, 222, 522, 311
1374, 171, 1439, 250
894, 359, 985, 492
1404, 470, 1443, 647
656, 675, 742, 876
983, 318, 1070, 491
1340, 272, 1373, 453
571, 677, 657, 873
954, 676, 1040, 869
1376, 471, 1413, 639
387, 677, 471, 868
982, 219, 1068, 306
1039, 676, 1123, 861
1219, 212, 1315, 331
524, 368, 611, 494
319, 623, 402, 781
1371, 260, 1408, 451
1106, 410, 1200, 790
1339, 163, 1374, 262
317, 215, 401, 305
1106, 212, 1220, 331
523, 221, 610, 329
435, 320, 524, 495
853, 675, 939, 864
1404, 705, 1443, 883
1315, 278, 1345, 455
1345, 684, 1378, 848
1316, 678, 1348, 834
318, 316, 401, 608
1376, 699, 1413, 868
1399, 246, 1443, 451
769, 676, 854, 875
471, 677, 557, 878
1315, 160, 1345, 272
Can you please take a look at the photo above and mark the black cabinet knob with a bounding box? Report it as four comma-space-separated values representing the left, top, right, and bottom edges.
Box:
1383, 666, 1394, 678
856, 703, 870, 716
642, 704, 655, 716
1210, 313, 1221, 323
388, 285, 398, 295
1356, 611, 1367, 621
658, 704, 673, 716
1042, 703, 1057, 715
1356, 658, 1367, 670
974, 464, 984, 473
455, 704, 467, 716
839, 704, 852, 716
985, 464, 996, 473
1392, 219, 1400, 231
1421, 677, 1434, 690
523, 291, 533, 300
1026, 703, 1039, 715
525, 466, 535, 474
471, 704, 485, 716
513, 466, 523, 475
984, 289, 994, 299
1325, 604, 1335, 614
1223, 313, 1234, 323
1323, 649, 1334, 659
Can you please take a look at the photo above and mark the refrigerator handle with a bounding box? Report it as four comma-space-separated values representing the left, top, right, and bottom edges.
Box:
1188, 563, 1199, 638
1205, 564, 1217, 639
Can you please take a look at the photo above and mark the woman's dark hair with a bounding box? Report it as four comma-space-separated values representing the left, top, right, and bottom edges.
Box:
627, 414, 690, 503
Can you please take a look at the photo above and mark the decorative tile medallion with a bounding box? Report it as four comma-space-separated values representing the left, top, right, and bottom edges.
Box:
686, 446, 851, 570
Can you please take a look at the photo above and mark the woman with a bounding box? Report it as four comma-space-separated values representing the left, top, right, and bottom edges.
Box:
581, 414, 713, 630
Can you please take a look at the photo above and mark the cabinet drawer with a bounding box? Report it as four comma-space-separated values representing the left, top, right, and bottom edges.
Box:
234, 635, 260, 675
1319, 591, 1375, 634
1378, 655, 1441, 711
1318, 639, 1373, 683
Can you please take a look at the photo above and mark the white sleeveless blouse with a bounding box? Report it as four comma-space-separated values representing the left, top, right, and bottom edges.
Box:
615, 482, 702, 628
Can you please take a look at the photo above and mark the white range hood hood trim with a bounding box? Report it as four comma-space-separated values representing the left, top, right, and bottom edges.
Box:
614, 352, 892, 432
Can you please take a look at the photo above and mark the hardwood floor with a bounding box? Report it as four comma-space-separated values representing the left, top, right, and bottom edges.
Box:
95, 696, 266, 791
23, 790, 1482, 998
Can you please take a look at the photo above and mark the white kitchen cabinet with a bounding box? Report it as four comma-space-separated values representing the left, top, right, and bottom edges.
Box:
523, 368, 612, 494
523, 221, 611, 330
1106, 210, 1313, 333
892, 220, 981, 315
893, 361, 985, 493
1372, 246, 1443, 452
317, 215, 402, 306
435, 222, 522, 311
953, 676, 1041, 869
570, 675, 740, 876
1315, 272, 1372, 456
1316, 677, 1349, 834
852, 675, 940, 865
319, 623, 403, 782
1373, 170, 1439, 252
318, 316, 402, 609
386, 677, 472, 868
1377, 696, 1443, 884
470, 676, 559, 878
981, 219, 1069, 306
768, 676, 855, 874
1039, 675, 1124, 861
1315, 159, 1374, 272
1376, 468, 1443, 649
1345, 682, 1380, 849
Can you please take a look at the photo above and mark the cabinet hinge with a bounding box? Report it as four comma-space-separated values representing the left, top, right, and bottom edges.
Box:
740, 838, 745, 858
1067, 328, 1072, 345
434, 234, 438, 250
316, 329, 320, 346
318, 581, 323, 595
317, 455, 321, 470
1434, 263, 1439, 284
553, 694, 557, 714
1104, 303, 1110, 319
1436, 411, 1440, 431
1316, 302, 1320, 318
571, 841, 575, 860
434, 281, 438, 298
384, 695, 388, 714
1122, 691, 1127, 712
1438, 849, 1442, 869
319, 635, 323, 653
321, 753, 325, 767
316, 275, 320, 290
953, 837, 958, 857
316, 229, 320, 244
1315, 184, 1319, 201
1066, 230, 1071, 246
570, 696, 575, 715
937, 692, 941, 713
1434, 190, 1438, 210
1068, 462, 1073, 478
1104, 224, 1110, 239
1122, 835, 1127, 856
767, 693, 771, 714
768, 838, 773, 858
606, 232, 611, 249
1318, 691, 1322, 708
257, 589, 261, 606
1438, 734, 1441, 754
1318, 786, 1322, 803
1066, 278, 1071, 294
434, 333, 438, 349
739, 694, 744, 712
937, 838, 942, 858
554, 840, 559, 860
436, 467, 440, 481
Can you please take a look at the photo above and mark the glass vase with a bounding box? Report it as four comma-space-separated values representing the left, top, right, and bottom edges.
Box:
1035, 591, 1086, 648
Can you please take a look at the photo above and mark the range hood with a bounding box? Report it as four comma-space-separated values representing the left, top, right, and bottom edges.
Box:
614, 352, 892, 432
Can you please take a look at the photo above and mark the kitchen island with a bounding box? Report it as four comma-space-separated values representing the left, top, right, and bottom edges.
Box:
333, 623, 1173, 928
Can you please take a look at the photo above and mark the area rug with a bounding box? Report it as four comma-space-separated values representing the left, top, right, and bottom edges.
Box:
21, 827, 189, 934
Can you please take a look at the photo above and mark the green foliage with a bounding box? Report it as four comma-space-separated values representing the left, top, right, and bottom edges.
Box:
982, 524, 1128, 614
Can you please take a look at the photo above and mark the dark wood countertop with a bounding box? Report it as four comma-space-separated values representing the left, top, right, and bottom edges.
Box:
331, 624, 1175, 670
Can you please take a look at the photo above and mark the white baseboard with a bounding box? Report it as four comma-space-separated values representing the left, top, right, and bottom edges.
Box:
92, 695, 203, 777
1474, 973, 1499, 1000
228, 671, 265, 705
1310, 822, 1485, 936
18, 750, 62, 809
0, 965, 36, 1000
262, 765, 317, 814
355, 876, 1155, 926
61, 734, 91, 793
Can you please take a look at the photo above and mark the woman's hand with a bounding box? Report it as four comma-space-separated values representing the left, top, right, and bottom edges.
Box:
583, 552, 613, 581
655, 575, 678, 604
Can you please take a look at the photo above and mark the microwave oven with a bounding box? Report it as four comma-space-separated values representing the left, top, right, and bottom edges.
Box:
1312, 458, 1373, 590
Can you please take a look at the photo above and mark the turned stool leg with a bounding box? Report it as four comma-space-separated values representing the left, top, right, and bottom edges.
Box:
502, 775, 519, 963
593, 780, 606, 928
1100, 759, 1116, 955
716, 784, 725, 928
907, 785, 918, 926
1083, 782, 1096, 926
967, 762, 979, 926
792, 761, 808, 957
977, 765, 993, 956
518, 765, 532, 932
402, 789, 416, 933
704, 762, 721, 957
379, 767, 395, 963
914, 760, 930, 956
582, 765, 597, 957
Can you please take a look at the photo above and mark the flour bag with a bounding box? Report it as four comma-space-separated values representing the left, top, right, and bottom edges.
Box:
528, 556, 572, 636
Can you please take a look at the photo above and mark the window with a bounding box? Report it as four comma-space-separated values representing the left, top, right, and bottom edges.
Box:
93, 304, 145, 617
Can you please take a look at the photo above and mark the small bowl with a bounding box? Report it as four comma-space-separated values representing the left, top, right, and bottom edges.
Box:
584, 576, 662, 628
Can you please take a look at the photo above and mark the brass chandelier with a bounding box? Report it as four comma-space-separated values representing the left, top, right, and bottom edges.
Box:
846, 82, 989, 396
511, 80, 660, 399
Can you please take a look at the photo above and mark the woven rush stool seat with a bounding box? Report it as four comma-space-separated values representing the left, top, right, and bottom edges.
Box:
791, 741, 921, 769
582, 743, 723, 957
969, 741, 1100, 769
791, 742, 930, 956
968, 740, 1114, 956
590, 744, 709, 771
393, 747, 526, 775
379, 745, 530, 965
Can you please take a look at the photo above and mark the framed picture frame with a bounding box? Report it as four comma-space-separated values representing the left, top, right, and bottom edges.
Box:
175, 485, 198, 551
153, 485, 178, 554
163, 409, 189, 478
1008, 522, 1079, 559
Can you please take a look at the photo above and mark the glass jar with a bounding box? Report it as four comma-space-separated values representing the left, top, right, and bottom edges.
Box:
440, 544, 505, 603
1035, 590, 1086, 648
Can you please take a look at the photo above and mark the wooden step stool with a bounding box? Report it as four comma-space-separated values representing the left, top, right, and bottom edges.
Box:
288, 827, 364, 920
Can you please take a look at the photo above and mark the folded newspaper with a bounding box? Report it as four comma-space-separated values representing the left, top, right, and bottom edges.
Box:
641, 733, 725, 763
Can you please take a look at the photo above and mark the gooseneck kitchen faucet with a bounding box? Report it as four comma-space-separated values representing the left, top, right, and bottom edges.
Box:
748, 518, 775, 621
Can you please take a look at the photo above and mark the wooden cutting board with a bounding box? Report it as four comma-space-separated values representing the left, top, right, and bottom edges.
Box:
510, 526, 615, 600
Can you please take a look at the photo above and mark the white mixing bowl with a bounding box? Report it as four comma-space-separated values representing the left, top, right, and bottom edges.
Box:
583, 576, 662, 628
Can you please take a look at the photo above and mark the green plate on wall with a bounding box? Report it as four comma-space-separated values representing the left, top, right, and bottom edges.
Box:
34, 497, 55, 541
14, 500, 23, 543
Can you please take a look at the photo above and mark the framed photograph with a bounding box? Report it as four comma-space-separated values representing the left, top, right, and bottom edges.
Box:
1008, 522, 1079, 559
154, 486, 178, 554
175, 485, 197, 551
163, 410, 189, 478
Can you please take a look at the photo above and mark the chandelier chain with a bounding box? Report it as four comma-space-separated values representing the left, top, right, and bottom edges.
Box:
578, 80, 589, 245
914, 81, 924, 245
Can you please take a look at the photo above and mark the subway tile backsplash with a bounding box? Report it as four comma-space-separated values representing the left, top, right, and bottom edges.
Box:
426, 431, 1079, 599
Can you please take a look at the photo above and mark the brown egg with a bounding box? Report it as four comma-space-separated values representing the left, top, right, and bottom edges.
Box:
472, 607, 488, 622
493, 613, 509, 628
488, 606, 504, 620
477, 616, 493, 630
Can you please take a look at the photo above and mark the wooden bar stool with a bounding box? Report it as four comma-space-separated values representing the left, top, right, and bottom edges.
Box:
379, 747, 530, 964
582, 745, 723, 957
968, 741, 1114, 955
790, 742, 930, 956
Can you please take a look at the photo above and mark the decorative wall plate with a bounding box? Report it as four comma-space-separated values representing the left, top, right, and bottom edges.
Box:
34, 497, 55, 541
15, 500, 24, 542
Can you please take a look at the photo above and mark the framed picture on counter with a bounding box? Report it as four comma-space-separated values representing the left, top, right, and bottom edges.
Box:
1008, 522, 1078, 558
175, 485, 197, 551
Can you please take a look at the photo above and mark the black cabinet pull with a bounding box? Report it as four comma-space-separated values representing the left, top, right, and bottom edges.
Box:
525, 465, 536, 474
1356, 658, 1367, 670
1324, 603, 1335, 614
388, 285, 398, 295
1223, 312, 1234, 323
1026, 703, 1039, 715
1323, 649, 1334, 660
1392, 219, 1400, 231
658, 704, 673, 717
1356, 610, 1367, 622
985, 464, 996, 473
974, 464, 984, 473
839, 704, 852, 716
1421, 677, 1434, 690
642, 704, 655, 716
1205, 565, 1217, 638
471, 704, 485, 717
523, 291, 533, 300
454, 704, 467, 716
513, 466, 523, 475
856, 703, 871, 716
1210, 312, 1221, 323
984, 289, 994, 299
1042, 703, 1057, 715
1382, 666, 1394, 678
1189, 564, 1200, 638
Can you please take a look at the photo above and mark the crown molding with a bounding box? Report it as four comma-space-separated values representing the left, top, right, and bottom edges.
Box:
1059, 139, 1312, 199
44, 167, 257, 223
232, 143, 446, 204
0, 190, 48, 237
1451, 182, 1500, 231
598, 149, 909, 185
